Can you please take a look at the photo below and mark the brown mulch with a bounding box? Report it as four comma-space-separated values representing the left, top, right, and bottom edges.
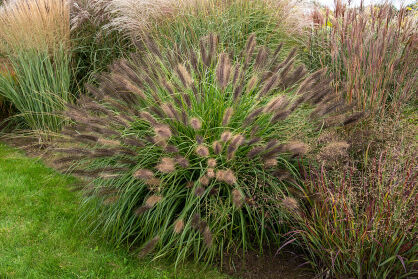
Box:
219, 249, 313, 279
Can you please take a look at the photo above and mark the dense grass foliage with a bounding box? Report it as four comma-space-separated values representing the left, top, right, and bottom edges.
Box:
285, 155, 417, 278
70, 0, 135, 93
303, 2, 417, 117
91, 0, 305, 46
51, 34, 359, 265
70, 23, 134, 94
0, 144, 228, 279
0, 48, 72, 132
147, 0, 304, 58
0, 0, 69, 54
0, 0, 73, 133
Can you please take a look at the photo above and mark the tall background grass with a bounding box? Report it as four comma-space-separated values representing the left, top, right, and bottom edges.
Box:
303, 1, 417, 117
0, 0, 72, 133
0, 48, 71, 132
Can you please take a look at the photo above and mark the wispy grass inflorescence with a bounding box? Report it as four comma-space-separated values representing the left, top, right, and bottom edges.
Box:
52, 34, 361, 264
305, 1, 417, 117
287, 154, 417, 278
0, 0, 70, 54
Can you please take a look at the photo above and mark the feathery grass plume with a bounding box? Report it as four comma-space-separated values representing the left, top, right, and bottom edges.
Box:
134, 205, 151, 216
243, 107, 263, 126
206, 33, 219, 66
195, 135, 204, 144
254, 46, 269, 71
220, 131, 232, 142
134, 169, 154, 179
206, 168, 215, 179
97, 138, 121, 146
216, 53, 232, 90
222, 107, 233, 126
200, 175, 210, 186
212, 141, 222, 155
161, 103, 175, 119
283, 141, 308, 157
176, 63, 193, 88
189, 117, 202, 130
174, 219, 184, 234
50, 33, 360, 265
263, 95, 289, 113
154, 124, 172, 139
216, 169, 237, 185
231, 189, 244, 208
215, 170, 225, 183
244, 33, 256, 65
227, 134, 244, 160
165, 144, 179, 153
281, 196, 298, 211
190, 213, 213, 247
223, 169, 237, 185
145, 177, 161, 188
247, 146, 264, 159
343, 112, 365, 126
246, 75, 258, 93
153, 135, 167, 148
103, 195, 119, 205
175, 156, 189, 168
195, 145, 209, 157
207, 158, 217, 168
203, 226, 213, 247
156, 157, 176, 173
54, 147, 92, 156
140, 111, 158, 125
264, 139, 279, 151
145, 195, 163, 207
195, 186, 205, 197
100, 173, 121, 179
264, 158, 278, 168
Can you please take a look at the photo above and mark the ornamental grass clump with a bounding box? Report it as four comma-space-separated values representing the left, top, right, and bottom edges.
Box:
305, 1, 417, 117
286, 155, 417, 278
0, 0, 70, 54
0, 0, 72, 132
52, 34, 360, 264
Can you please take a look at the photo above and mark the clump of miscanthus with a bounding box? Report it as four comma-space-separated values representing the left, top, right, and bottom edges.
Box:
53, 33, 361, 264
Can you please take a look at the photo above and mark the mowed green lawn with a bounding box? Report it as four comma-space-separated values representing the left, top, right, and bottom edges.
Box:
0, 144, 229, 279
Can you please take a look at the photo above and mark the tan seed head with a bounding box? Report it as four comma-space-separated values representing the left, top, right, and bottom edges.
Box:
156, 157, 176, 173
195, 145, 210, 157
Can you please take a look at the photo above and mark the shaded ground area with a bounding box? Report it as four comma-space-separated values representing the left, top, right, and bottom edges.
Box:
220, 250, 311, 279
